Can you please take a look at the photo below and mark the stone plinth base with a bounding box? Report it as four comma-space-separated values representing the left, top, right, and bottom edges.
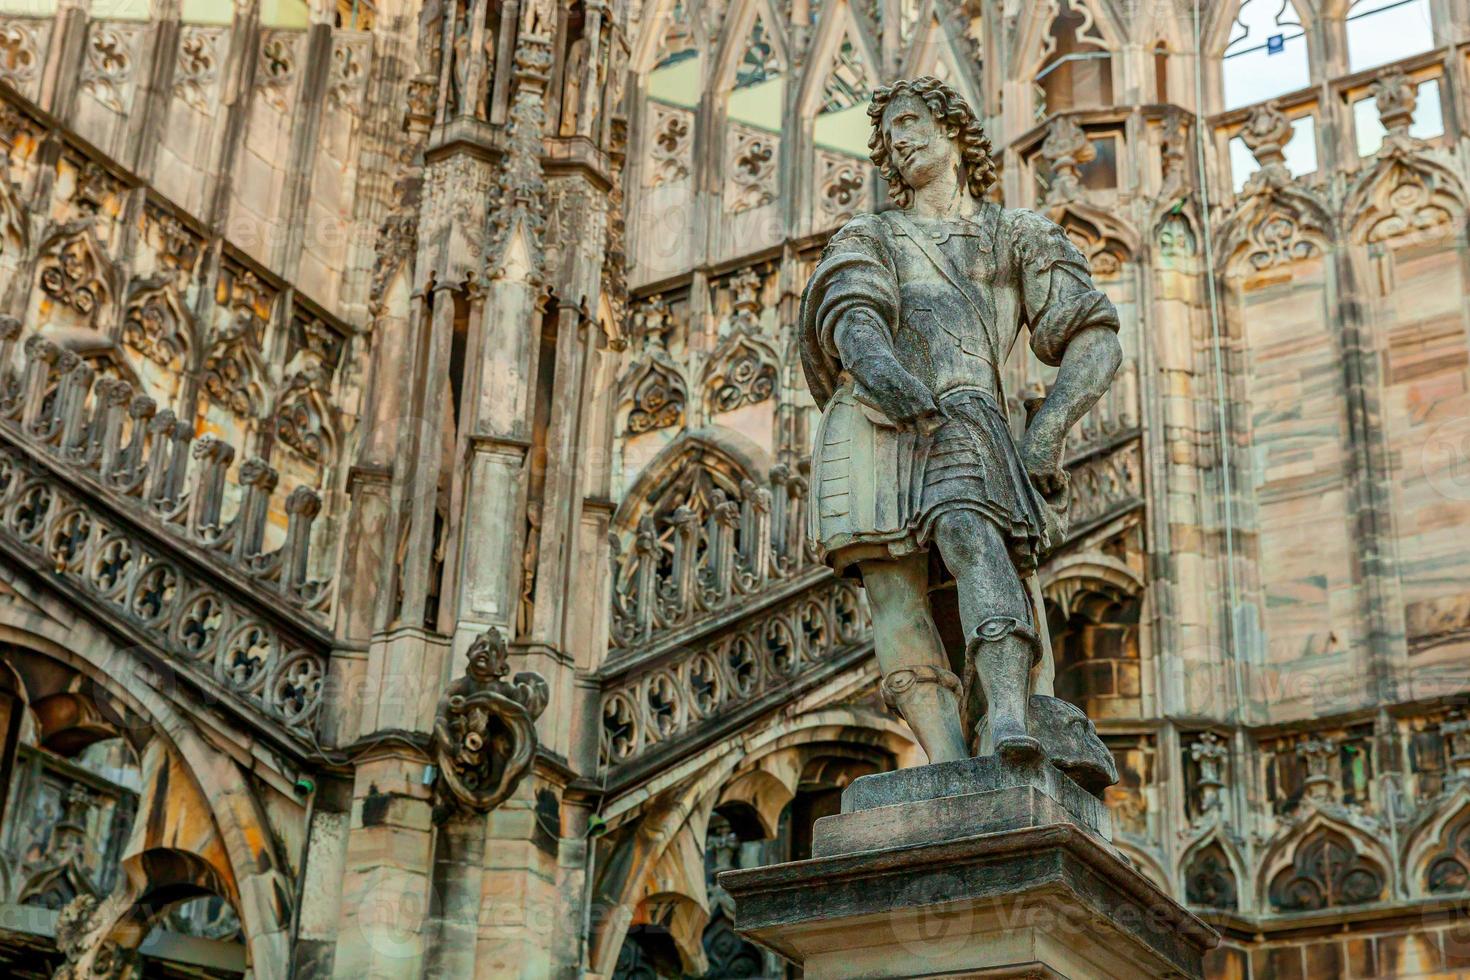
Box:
719, 758, 1217, 979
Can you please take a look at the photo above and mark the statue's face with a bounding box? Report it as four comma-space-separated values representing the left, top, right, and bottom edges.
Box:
881, 92, 956, 192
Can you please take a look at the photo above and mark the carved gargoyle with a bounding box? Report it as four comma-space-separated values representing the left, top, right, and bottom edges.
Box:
432, 627, 549, 821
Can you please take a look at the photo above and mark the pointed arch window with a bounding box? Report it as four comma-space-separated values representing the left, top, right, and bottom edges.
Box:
724, 12, 784, 214
813, 36, 872, 159
1222, 1, 1309, 110
1346, 0, 1434, 74
647, 0, 701, 109
1035, 0, 1112, 119
727, 14, 784, 131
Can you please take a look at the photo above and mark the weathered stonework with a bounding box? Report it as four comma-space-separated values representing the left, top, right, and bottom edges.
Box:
0, 2, 1463, 979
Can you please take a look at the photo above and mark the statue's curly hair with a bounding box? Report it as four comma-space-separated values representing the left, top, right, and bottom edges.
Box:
867, 76, 996, 208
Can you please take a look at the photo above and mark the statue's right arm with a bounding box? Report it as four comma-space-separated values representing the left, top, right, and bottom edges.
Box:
832, 310, 938, 424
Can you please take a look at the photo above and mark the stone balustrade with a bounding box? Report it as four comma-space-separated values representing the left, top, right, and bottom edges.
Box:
608, 463, 819, 651
599, 574, 870, 768
0, 319, 331, 621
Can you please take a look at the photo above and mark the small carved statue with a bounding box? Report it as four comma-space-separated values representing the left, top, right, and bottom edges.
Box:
799, 77, 1120, 785
432, 627, 549, 819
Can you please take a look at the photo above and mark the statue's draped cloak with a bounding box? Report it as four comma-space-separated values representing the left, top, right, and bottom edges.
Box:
798, 204, 1118, 575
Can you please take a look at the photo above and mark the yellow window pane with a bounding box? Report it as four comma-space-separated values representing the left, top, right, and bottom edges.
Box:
260, 0, 308, 28
181, 0, 234, 25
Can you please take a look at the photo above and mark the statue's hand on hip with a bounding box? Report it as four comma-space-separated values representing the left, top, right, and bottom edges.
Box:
854, 356, 939, 428
1021, 429, 1069, 505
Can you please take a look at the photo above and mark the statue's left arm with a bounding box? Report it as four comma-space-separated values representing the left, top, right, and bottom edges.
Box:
1012, 210, 1122, 498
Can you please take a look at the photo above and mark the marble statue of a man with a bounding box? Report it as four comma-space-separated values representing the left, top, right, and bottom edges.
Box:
799, 77, 1122, 768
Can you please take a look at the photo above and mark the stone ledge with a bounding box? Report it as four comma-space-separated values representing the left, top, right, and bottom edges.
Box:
837, 756, 1112, 842
720, 823, 1218, 979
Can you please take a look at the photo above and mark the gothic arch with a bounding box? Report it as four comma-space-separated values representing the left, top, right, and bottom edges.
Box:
588, 706, 914, 974
618, 349, 688, 436
1009, 0, 1124, 82
709, 0, 791, 94
120, 273, 196, 375
632, 0, 716, 74
1040, 552, 1143, 619
899, 12, 983, 113
1212, 179, 1334, 277
1402, 784, 1470, 898
1179, 827, 1250, 913
793, 0, 883, 120
1256, 810, 1392, 913
32, 219, 121, 334
1046, 201, 1138, 281
700, 328, 779, 418
612, 426, 771, 533
0, 596, 293, 973
1344, 144, 1468, 247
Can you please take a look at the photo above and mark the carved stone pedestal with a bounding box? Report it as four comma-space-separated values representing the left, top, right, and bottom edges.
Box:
719, 757, 1218, 979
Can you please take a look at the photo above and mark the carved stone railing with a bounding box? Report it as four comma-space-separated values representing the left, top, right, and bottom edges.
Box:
608, 463, 818, 651
0, 321, 331, 621
1063, 432, 1144, 543
598, 575, 870, 769
0, 444, 328, 732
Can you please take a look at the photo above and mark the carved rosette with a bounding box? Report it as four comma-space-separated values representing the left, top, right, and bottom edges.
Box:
432, 627, 550, 817
173, 27, 223, 114
79, 22, 142, 115
647, 103, 694, 188
727, 124, 778, 213
624, 353, 687, 434
0, 18, 45, 98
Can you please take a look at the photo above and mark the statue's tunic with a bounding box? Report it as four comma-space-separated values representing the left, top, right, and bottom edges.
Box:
798, 202, 1118, 575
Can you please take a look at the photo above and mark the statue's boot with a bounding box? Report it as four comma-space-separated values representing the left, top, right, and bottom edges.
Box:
881, 665, 970, 764
969, 617, 1043, 763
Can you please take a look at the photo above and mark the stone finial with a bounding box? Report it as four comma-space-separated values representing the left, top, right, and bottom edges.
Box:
1038, 114, 1094, 205
1297, 737, 1337, 804
731, 268, 764, 319
1372, 69, 1417, 145
1239, 102, 1293, 173
432, 627, 550, 820
1190, 732, 1229, 815
1443, 715, 1470, 787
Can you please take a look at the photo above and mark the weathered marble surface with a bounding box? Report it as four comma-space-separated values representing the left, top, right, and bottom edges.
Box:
721, 818, 1217, 979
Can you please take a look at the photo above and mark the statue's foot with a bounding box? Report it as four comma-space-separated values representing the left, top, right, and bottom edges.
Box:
996, 733, 1043, 764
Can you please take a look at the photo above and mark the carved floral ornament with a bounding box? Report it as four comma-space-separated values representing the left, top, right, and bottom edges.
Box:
1267, 827, 1387, 912
432, 627, 549, 817
727, 124, 778, 213
203, 271, 273, 418
817, 150, 865, 220
273, 319, 343, 464
38, 222, 116, 326
121, 276, 193, 370
80, 22, 141, 115
623, 352, 687, 434
0, 19, 43, 90
174, 27, 223, 114
647, 103, 694, 188
1341, 73, 1467, 247
257, 30, 300, 113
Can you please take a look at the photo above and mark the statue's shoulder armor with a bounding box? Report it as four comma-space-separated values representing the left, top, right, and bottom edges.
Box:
828, 211, 893, 245
1001, 206, 1084, 265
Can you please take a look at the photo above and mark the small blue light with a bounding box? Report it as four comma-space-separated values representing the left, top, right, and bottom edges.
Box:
1266, 34, 1285, 55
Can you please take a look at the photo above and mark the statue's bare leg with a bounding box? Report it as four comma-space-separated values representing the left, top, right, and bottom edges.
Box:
932, 511, 1042, 763
859, 555, 970, 764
